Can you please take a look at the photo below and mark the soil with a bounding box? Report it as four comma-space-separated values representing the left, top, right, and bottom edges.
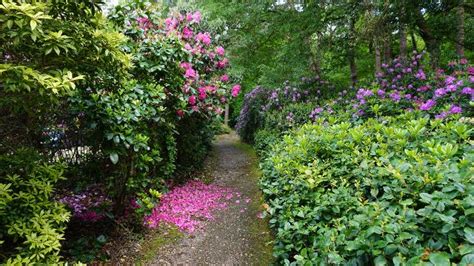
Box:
148, 132, 274, 265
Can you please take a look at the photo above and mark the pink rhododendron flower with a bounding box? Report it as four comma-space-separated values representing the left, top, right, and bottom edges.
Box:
198, 87, 207, 100
176, 109, 184, 117
184, 68, 197, 79
137, 17, 152, 30
188, 95, 197, 105
220, 74, 229, 82
165, 17, 178, 30
195, 32, 211, 46
216, 46, 225, 56
182, 27, 193, 39
231, 84, 241, 97
180, 62, 192, 69
216, 58, 229, 69
184, 43, 193, 51
186, 11, 202, 24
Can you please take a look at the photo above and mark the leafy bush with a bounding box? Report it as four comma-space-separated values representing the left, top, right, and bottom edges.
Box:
0, 150, 70, 264
253, 129, 278, 157
260, 113, 474, 264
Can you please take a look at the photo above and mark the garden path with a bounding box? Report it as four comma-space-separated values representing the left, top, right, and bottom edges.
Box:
150, 132, 273, 265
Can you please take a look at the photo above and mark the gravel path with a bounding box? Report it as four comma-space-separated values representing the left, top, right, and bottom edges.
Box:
149, 132, 274, 265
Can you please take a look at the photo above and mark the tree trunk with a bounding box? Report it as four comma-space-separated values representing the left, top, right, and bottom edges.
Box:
414, 8, 439, 69
383, 32, 392, 64
348, 17, 357, 87
309, 33, 322, 77
399, 3, 407, 62
456, 0, 465, 57
375, 40, 382, 74
411, 32, 418, 52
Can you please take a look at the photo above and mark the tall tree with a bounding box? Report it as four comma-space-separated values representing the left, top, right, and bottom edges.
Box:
457, 0, 465, 57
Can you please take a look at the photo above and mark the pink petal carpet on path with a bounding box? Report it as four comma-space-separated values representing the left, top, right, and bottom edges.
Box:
145, 180, 247, 233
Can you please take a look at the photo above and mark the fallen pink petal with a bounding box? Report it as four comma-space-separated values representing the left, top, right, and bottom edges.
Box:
145, 180, 236, 233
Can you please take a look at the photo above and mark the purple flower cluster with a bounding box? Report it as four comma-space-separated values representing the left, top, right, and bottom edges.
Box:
351, 53, 473, 119
58, 187, 112, 222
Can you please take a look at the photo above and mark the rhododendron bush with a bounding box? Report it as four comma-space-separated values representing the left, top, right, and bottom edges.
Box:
110, 4, 240, 118
237, 54, 473, 264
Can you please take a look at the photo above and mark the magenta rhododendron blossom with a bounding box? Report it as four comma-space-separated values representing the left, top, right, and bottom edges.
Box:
188, 95, 197, 105
187, 11, 201, 24
182, 27, 193, 39
137, 17, 152, 30
216, 46, 225, 56
180, 62, 192, 69
145, 180, 235, 232
220, 74, 229, 82
184, 68, 197, 79
216, 58, 229, 69
195, 32, 211, 46
232, 84, 241, 97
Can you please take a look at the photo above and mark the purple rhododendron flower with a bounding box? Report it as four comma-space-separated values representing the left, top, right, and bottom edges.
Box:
449, 104, 462, 114
419, 99, 436, 111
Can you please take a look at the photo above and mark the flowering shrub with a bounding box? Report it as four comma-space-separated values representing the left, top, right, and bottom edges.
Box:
312, 53, 473, 121
236, 77, 335, 142
260, 113, 473, 264
1, 0, 241, 263
238, 52, 474, 264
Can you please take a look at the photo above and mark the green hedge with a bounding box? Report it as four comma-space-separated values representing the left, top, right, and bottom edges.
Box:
260, 113, 474, 265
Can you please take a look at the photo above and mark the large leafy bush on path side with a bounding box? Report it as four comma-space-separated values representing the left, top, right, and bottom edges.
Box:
261, 113, 474, 264
0, 1, 128, 263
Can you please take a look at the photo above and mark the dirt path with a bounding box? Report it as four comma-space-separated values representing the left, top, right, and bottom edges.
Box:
149, 132, 274, 265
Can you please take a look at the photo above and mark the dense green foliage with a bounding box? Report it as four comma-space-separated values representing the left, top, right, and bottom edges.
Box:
261, 114, 473, 264
0, 150, 70, 264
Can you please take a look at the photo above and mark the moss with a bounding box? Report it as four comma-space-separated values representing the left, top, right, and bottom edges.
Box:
137, 225, 183, 263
